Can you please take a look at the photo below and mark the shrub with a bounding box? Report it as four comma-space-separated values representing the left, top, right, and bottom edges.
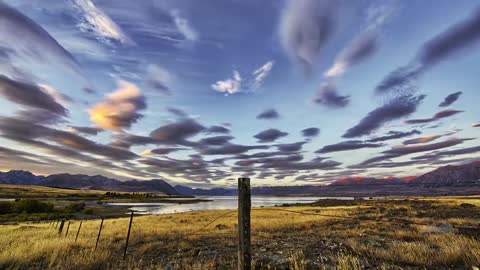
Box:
12, 199, 54, 214
64, 203, 85, 213
0, 202, 13, 214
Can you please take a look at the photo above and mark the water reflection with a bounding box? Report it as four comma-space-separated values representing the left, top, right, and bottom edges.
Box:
105, 196, 353, 215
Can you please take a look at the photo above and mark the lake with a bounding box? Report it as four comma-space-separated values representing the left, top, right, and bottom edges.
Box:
105, 196, 354, 215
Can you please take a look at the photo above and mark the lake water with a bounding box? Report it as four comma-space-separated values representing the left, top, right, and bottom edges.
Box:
105, 196, 353, 215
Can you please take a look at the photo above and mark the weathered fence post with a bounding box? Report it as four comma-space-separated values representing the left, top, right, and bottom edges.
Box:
94, 218, 104, 250
75, 221, 83, 242
238, 178, 251, 270
65, 221, 71, 238
58, 219, 65, 235
123, 211, 134, 260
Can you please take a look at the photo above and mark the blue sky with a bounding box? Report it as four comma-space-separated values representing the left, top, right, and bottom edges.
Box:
0, 0, 479, 187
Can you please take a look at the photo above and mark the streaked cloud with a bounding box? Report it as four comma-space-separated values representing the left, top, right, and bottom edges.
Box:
439, 91, 463, 107
71, 0, 135, 45
343, 94, 425, 138
405, 109, 464, 124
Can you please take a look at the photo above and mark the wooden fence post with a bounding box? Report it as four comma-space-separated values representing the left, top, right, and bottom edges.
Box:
123, 211, 134, 259
94, 218, 104, 250
238, 178, 251, 270
75, 221, 83, 242
65, 221, 71, 238
58, 220, 65, 235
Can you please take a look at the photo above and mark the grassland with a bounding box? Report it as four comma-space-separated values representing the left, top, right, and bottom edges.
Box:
1, 196, 480, 269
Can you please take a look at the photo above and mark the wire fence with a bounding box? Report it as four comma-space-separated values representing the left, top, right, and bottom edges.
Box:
38, 197, 479, 261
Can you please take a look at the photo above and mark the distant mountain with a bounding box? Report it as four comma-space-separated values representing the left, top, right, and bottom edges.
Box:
38, 174, 119, 190
174, 185, 235, 196
0, 171, 179, 195
0, 170, 43, 185
330, 177, 412, 186
409, 161, 480, 187
1, 161, 480, 197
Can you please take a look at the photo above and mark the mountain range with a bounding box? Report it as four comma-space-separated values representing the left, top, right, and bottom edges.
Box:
0, 161, 479, 197
0, 171, 179, 195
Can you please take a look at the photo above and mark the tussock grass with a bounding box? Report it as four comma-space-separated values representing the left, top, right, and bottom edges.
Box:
1, 197, 480, 269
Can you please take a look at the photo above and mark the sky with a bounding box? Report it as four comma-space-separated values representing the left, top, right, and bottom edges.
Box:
0, 0, 479, 188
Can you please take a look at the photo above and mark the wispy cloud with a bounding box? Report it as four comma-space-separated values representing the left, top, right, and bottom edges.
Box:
145, 64, 175, 95
71, 0, 135, 46
279, 0, 337, 71
0, 2, 85, 81
169, 9, 198, 42
211, 61, 274, 95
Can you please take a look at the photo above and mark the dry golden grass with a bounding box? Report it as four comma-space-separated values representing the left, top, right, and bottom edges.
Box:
0, 198, 479, 269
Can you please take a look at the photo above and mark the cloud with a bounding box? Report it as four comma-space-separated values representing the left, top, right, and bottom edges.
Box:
0, 75, 68, 117
279, 0, 337, 70
252, 61, 274, 89
0, 2, 85, 80
312, 82, 350, 108
110, 133, 158, 149
0, 116, 137, 161
204, 125, 230, 134
275, 142, 306, 152
316, 140, 384, 154
257, 109, 280, 120
325, 31, 378, 77
69, 126, 104, 136
199, 143, 268, 155
145, 147, 186, 155
145, 64, 174, 95
419, 9, 480, 66
433, 145, 480, 157
211, 70, 242, 95
71, 0, 134, 45
375, 66, 422, 94
302, 127, 320, 138
343, 94, 425, 138
167, 107, 189, 118
198, 136, 234, 146
439, 91, 463, 107
402, 135, 442, 145
376, 9, 480, 94
259, 157, 341, 171
88, 81, 146, 130
367, 129, 421, 142
383, 137, 468, 155
405, 109, 464, 124
15, 109, 67, 125
211, 61, 274, 95
254, 128, 288, 143
150, 118, 206, 145
169, 9, 199, 42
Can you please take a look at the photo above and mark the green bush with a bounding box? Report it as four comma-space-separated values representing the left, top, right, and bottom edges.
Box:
64, 203, 85, 213
12, 199, 54, 214
0, 202, 13, 214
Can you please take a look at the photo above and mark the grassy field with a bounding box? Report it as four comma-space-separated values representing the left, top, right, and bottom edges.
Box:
1, 196, 480, 269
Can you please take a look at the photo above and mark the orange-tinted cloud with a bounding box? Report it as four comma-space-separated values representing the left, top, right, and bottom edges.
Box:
88, 81, 146, 130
